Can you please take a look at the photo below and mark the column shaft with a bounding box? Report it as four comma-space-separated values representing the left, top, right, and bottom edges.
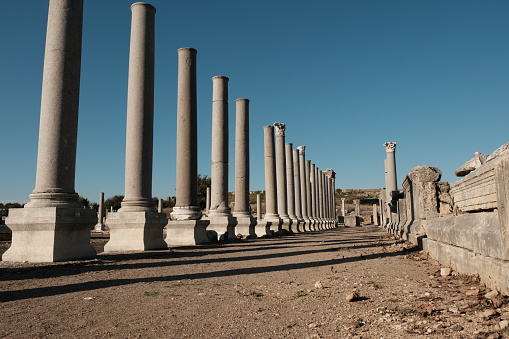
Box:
263, 126, 278, 217
285, 143, 296, 219
293, 149, 302, 220
172, 48, 201, 219
233, 99, 251, 215
209, 76, 230, 215
28, 0, 84, 207
274, 123, 289, 219
122, 2, 156, 211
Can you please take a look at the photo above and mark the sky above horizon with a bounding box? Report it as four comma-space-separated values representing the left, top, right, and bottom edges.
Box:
1, 0, 508, 204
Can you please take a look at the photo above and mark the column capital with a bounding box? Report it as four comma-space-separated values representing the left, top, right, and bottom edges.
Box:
273, 122, 286, 136
297, 145, 306, 155
383, 142, 397, 153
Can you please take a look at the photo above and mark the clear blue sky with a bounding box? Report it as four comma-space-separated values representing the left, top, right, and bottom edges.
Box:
1, 0, 508, 204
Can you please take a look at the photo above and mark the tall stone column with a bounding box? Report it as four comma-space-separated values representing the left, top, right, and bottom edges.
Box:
341, 198, 346, 217
328, 169, 337, 227
263, 125, 281, 231
317, 167, 324, 229
3, 0, 97, 262
293, 149, 303, 231
171, 47, 201, 220
233, 98, 256, 237
158, 199, 163, 213
105, 2, 167, 252
256, 193, 262, 220
274, 123, 291, 232
285, 143, 298, 232
298, 146, 310, 230
206, 187, 211, 215
373, 204, 379, 225
94, 192, 106, 231
384, 142, 398, 227
206, 76, 235, 241
166, 47, 209, 245
309, 163, 317, 229
305, 160, 314, 230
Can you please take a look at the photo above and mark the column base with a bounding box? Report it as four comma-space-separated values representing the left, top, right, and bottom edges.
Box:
254, 219, 271, 237
94, 222, 107, 232
3, 207, 97, 262
264, 214, 282, 233
233, 214, 256, 238
103, 211, 167, 252
280, 216, 292, 234
165, 219, 210, 246
170, 206, 202, 220
204, 213, 236, 241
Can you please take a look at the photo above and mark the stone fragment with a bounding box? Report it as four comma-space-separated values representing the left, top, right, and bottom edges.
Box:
500, 320, 509, 329
450, 324, 463, 331
440, 267, 451, 276
485, 290, 499, 300
314, 281, 323, 289
455, 152, 487, 177
466, 289, 479, 296
480, 309, 498, 318
345, 290, 360, 302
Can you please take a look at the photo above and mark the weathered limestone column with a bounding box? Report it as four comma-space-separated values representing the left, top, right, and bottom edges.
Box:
104, 2, 167, 252
166, 47, 209, 245
262, 125, 281, 232
94, 192, 105, 231
293, 149, 303, 231
256, 193, 262, 220
329, 169, 337, 227
317, 167, 324, 229
233, 98, 256, 238
206, 76, 235, 241
354, 199, 360, 216
384, 142, 398, 227
206, 187, 211, 215
373, 204, 379, 225
273, 123, 291, 232
285, 143, 298, 232
158, 199, 163, 213
341, 198, 346, 217
305, 160, 314, 230
3, 0, 97, 262
309, 162, 318, 229
298, 146, 310, 230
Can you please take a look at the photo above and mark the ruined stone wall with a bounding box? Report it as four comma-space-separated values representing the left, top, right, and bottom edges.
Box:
398, 146, 509, 294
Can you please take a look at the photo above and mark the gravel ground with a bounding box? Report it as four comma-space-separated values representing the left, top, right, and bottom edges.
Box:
1, 225, 508, 338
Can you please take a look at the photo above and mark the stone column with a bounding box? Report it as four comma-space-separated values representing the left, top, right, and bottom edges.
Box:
373, 204, 379, 225
309, 162, 317, 229
94, 192, 106, 231
384, 142, 398, 227
158, 199, 163, 213
341, 198, 346, 217
263, 125, 281, 231
293, 149, 303, 231
3, 0, 97, 262
317, 167, 324, 229
305, 160, 314, 230
166, 47, 209, 245
329, 170, 337, 227
285, 143, 298, 232
298, 146, 310, 230
104, 3, 167, 252
233, 98, 256, 237
354, 199, 360, 216
206, 76, 235, 241
171, 47, 201, 220
256, 193, 262, 220
274, 123, 291, 232
205, 187, 211, 215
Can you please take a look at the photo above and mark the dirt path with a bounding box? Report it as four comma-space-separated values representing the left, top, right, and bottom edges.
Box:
1, 226, 508, 338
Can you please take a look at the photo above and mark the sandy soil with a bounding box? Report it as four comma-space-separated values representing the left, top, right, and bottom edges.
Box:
1, 226, 508, 339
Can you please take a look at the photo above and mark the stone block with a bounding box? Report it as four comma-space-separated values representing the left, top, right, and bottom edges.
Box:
104, 211, 167, 252
3, 207, 97, 262
165, 219, 210, 246
344, 216, 361, 227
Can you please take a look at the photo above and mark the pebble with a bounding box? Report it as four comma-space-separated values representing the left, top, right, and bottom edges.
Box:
480, 309, 497, 318
314, 281, 323, 289
465, 289, 479, 296
450, 324, 463, 331
500, 320, 509, 330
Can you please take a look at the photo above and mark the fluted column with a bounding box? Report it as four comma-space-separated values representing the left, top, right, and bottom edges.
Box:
285, 143, 298, 231
171, 48, 201, 220
3, 0, 97, 262
233, 98, 256, 237
317, 168, 324, 228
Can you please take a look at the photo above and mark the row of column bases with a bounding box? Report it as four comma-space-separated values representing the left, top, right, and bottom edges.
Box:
2, 0, 337, 263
